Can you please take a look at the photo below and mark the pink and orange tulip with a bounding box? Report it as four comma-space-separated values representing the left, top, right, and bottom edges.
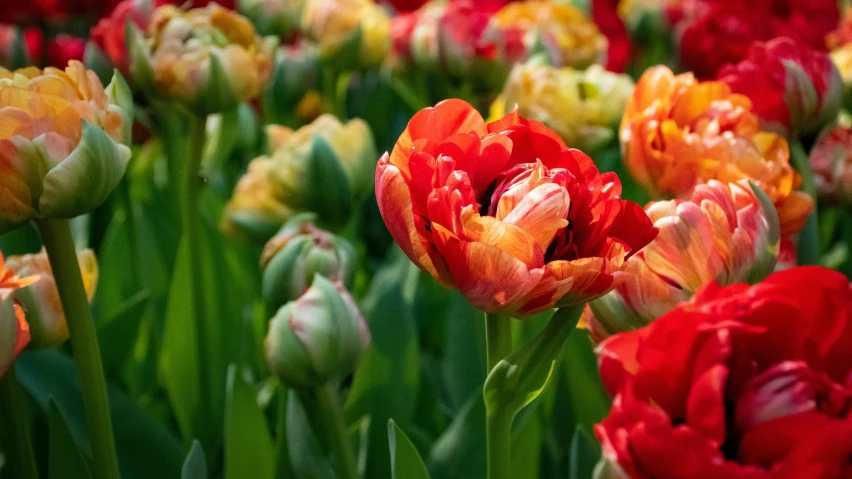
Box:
621, 65, 814, 236
0, 252, 38, 377
0, 61, 133, 233
585, 180, 780, 340
376, 99, 658, 317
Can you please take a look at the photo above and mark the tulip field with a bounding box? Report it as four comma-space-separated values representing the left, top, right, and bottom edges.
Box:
2, 0, 852, 478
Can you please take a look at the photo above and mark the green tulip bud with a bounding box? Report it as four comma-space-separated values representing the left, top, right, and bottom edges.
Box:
239, 0, 305, 38
262, 43, 324, 127
261, 214, 357, 312
265, 275, 370, 388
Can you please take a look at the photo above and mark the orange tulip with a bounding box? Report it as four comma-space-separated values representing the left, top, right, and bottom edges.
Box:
584, 180, 780, 340
0, 251, 38, 377
620, 65, 814, 236
376, 99, 658, 316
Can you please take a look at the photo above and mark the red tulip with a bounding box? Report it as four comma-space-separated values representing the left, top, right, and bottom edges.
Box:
47, 35, 86, 67
591, 0, 631, 72
718, 37, 842, 137
90, 0, 156, 75
376, 99, 657, 316
674, 0, 839, 79
595, 266, 852, 479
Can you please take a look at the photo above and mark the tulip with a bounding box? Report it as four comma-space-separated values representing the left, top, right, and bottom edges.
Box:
224, 115, 377, 238
261, 214, 356, 313
621, 65, 814, 237
239, 0, 304, 38
392, 0, 505, 84
265, 274, 370, 388
128, 3, 275, 114
47, 35, 87, 68
590, 0, 630, 72
376, 99, 658, 317
492, 1, 607, 70
5, 249, 98, 349
300, 0, 390, 71
672, 0, 839, 79
262, 42, 324, 127
89, 0, 157, 77
828, 9, 852, 111
594, 266, 852, 479
0, 25, 42, 70
0, 252, 38, 378
718, 37, 842, 138
585, 180, 780, 340
0, 62, 133, 234
809, 125, 852, 204
493, 59, 634, 152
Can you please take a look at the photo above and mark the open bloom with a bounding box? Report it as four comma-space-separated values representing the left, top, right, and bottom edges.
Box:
585, 180, 779, 341
492, 1, 607, 70
493, 59, 634, 152
6, 248, 98, 349
621, 66, 814, 237
810, 125, 852, 204
0, 252, 38, 378
376, 99, 657, 316
129, 3, 275, 114
673, 0, 839, 79
718, 37, 842, 137
0, 61, 133, 234
595, 266, 852, 479
300, 0, 390, 70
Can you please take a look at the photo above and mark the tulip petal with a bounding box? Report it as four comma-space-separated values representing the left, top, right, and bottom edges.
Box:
500, 182, 570, 251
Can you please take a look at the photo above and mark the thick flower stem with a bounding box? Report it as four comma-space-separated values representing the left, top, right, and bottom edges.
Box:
485, 313, 512, 372
486, 407, 513, 479
0, 367, 39, 479
37, 218, 120, 479
182, 114, 212, 426
313, 384, 358, 479
790, 140, 820, 265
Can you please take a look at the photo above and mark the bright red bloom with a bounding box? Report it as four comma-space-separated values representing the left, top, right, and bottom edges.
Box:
47, 35, 86, 67
376, 99, 657, 316
90, 0, 157, 75
591, 0, 631, 72
718, 37, 842, 137
595, 266, 852, 479
675, 0, 839, 79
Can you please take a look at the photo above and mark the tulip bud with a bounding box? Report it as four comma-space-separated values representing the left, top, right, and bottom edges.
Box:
0, 25, 39, 70
262, 42, 324, 127
261, 214, 356, 313
222, 157, 297, 242
810, 125, 852, 204
586, 180, 780, 340
0, 63, 132, 234
495, 58, 634, 151
5, 249, 98, 349
239, 0, 305, 38
128, 3, 276, 115
300, 0, 390, 71
265, 275, 370, 388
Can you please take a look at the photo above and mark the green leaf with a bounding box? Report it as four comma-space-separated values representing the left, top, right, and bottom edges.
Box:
160, 218, 244, 448
181, 441, 207, 479
16, 350, 185, 479
441, 294, 486, 410
48, 401, 93, 479
224, 365, 274, 479
97, 291, 150, 378
427, 391, 485, 479
483, 306, 584, 417
388, 419, 431, 479
345, 249, 422, 479
569, 427, 600, 479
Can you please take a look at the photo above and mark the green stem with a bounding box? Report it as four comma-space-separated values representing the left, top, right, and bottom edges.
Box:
37, 218, 120, 479
313, 384, 358, 479
485, 313, 512, 372
322, 67, 343, 119
486, 407, 513, 479
274, 385, 294, 479
790, 140, 820, 265
182, 114, 212, 425
0, 367, 39, 479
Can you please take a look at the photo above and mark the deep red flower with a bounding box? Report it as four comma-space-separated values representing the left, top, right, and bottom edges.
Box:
675, 0, 839, 79
376, 99, 657, 316
718, 37, 842, 137
595, 266, 852, 479
47, 35, 86, 67
591, 0, 631, 72
384, 0, 429, 12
